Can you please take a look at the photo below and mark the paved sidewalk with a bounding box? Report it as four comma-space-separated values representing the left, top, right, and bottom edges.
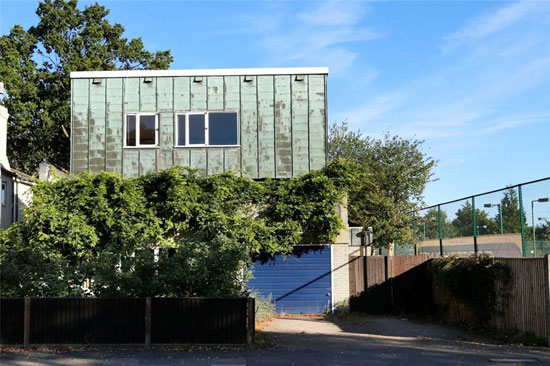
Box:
2, 315, 550, 365
0, 350, 247, 365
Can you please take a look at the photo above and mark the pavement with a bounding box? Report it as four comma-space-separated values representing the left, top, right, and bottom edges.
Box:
2, 314, 550, 365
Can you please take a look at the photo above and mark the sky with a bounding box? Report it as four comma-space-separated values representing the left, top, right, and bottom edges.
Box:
1, 0, 550, 211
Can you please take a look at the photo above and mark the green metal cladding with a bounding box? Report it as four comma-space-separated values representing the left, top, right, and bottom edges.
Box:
70, 68, 328, 178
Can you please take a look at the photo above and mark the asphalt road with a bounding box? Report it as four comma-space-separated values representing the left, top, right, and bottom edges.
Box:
2, 315, 549, 365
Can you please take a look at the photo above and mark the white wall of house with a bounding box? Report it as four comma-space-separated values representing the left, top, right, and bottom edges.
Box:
0, 104, 9, 171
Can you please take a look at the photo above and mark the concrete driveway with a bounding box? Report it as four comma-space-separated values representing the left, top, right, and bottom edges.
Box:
2, 315, 549, 365
250, 314, 550, 365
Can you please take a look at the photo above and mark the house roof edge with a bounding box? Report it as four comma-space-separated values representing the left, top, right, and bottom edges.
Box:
70, 67, 329, 79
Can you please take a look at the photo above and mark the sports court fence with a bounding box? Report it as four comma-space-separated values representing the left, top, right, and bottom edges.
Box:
398, 176, 550, 258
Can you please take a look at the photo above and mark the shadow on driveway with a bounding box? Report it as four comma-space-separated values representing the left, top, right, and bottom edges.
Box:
248, 315, 550, 366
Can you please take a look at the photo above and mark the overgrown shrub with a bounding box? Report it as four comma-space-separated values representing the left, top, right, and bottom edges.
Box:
251, 292, 275, 321
431, 254, 511, 325
0, 160, 354, 297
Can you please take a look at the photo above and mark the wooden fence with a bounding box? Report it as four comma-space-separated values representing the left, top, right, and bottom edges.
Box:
434, 256, 550, 345
0, 297, 255, 346
493, 257, 549, 342
349, 255, 433, 314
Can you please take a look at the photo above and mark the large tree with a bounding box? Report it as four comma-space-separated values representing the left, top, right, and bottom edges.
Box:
0, 0, 172, 173
328, 121, 436, 248
499, 188, 526, 234
451, 201, 498, 237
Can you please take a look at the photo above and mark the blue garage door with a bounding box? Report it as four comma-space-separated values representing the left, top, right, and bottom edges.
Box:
248, 245, 332, 314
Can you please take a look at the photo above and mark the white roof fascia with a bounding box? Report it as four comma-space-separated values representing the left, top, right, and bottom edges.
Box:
70, 67, 329, 79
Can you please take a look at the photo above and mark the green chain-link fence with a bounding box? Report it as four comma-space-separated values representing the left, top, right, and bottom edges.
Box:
401, 176, 550, 258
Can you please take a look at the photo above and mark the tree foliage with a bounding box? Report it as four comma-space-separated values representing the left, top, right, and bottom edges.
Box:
0, 0, 173, 173
418, 208, 457, 239
451, 201, 498, 237
328, 121, 436, 248
499, 188, 526, 234
0, 160, 353, 297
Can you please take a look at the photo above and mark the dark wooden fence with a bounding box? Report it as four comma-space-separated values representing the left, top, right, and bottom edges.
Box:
350, 254, 550, 346
0, 297, 254, 346
349, 255, 434, 314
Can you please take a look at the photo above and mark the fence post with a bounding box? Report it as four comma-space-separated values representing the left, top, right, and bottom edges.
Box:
247, 298, 255, 344
518, 185, 526, 257
544, 254, 550, 347
145, 297, 151, 347
384, 256, 395, 310
437, 205, 443, 256
23, 297, 30, 347
472, 196, 478, 254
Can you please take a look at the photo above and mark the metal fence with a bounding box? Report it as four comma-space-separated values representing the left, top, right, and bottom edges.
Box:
404, 176, 550, 258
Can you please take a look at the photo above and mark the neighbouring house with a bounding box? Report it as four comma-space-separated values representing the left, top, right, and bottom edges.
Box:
0, 83, 68, 231
69, 67, 362, 313
0, 83, 34, 230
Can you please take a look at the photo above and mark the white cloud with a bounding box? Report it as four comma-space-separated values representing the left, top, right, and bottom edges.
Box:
227, 1, 382, 75
443, 0, 541, 51
299, 0, 367, 26
339, 0, 550, 146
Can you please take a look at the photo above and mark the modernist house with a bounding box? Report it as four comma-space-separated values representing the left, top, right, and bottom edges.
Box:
69, 67, 328, 178
70, 67, 359, 313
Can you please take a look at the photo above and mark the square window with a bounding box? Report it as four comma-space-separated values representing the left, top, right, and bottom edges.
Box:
209, 113, 238, 145
124, 114, 157, 147
188, 114, 206, 145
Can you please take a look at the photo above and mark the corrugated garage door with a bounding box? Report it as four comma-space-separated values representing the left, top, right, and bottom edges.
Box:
248, 245, 332, 314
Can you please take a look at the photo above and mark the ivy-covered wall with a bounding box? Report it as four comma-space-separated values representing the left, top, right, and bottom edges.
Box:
0, 160, 353, 298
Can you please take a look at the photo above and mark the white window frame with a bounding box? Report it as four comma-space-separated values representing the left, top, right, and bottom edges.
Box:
123, 113, 159, 148
174, 111, 240, 148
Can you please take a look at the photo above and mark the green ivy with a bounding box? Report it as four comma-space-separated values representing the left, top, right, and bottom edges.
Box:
431, 254, 511, 325
0, 160, 354, 297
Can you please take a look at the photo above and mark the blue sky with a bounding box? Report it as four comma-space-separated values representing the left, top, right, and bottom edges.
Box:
2, 0, 550, 209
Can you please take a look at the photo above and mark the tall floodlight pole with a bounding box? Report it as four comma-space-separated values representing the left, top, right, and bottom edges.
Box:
484, 203, 503, 235
532, 198, 550, 241
498, 204, 503, 235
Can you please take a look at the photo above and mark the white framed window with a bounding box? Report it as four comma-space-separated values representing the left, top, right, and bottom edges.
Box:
1, 181, 6, 206
175, 112, 239, 147
124, 113, 159, 148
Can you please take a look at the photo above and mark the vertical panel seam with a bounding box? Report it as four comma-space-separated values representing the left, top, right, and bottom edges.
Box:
324, 75, 328, 166
239, 77, 243, 177
206, 149, 209, 176
290, 76, 293, 178
307, 75, 310, 173
273, 75, 277, 178
206, 76, 209, 111
70, 78, 74, 174
105, 78, 108, 172
155, 79, 159, 171
256, 76, 259, 179
121, 78, 126, 177
87, 78, 90, 172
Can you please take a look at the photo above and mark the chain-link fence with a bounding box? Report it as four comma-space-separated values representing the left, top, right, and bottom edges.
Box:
402, 176, 550, 258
